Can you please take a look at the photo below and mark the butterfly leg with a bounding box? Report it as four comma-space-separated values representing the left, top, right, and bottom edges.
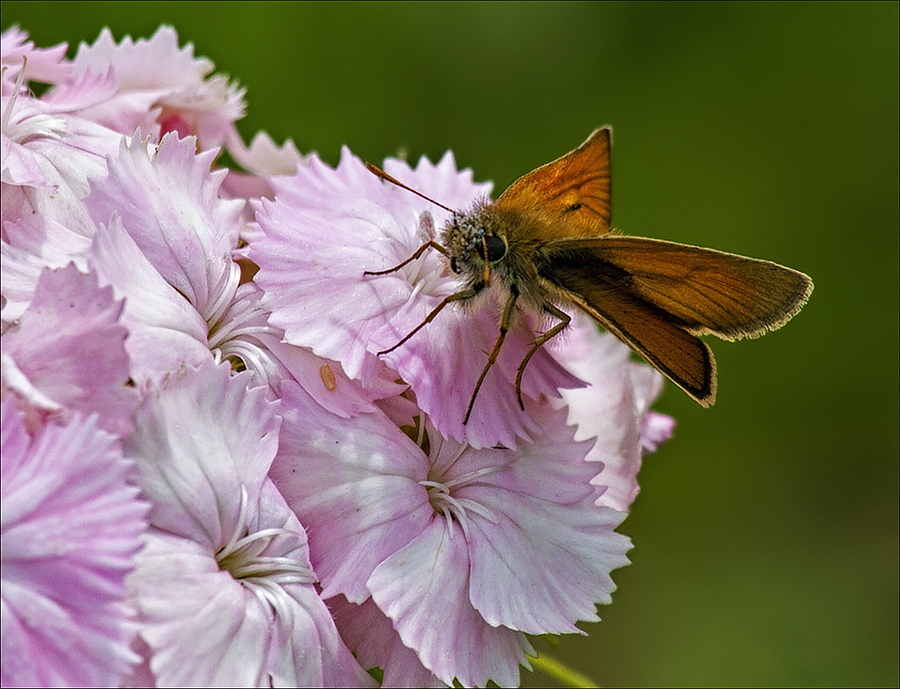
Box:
364, 240, 449, 276
377, 284, 481, 356
514, 303, 571, 410
464, 286, 519, 424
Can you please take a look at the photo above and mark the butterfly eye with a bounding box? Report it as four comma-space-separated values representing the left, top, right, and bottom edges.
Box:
478, 234, 508, 263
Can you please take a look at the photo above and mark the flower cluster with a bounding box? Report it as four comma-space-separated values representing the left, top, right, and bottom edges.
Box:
1, 25, 674, 688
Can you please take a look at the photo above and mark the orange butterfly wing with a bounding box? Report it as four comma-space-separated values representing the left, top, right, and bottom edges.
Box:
539, 249, 717, 405
537, 236, 813, 405
493, 128, 613, 239
544, 236, 814, 340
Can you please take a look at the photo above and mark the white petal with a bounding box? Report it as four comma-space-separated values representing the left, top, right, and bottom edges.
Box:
368, 521, 533, 688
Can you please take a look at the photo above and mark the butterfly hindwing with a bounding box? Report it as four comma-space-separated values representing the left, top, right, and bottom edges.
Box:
540, 255, 717, 405
542, 235, 814, 341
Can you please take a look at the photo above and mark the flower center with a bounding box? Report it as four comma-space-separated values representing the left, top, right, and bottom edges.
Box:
215, 487, 316, 585
420, 465, 503, 541
207, 279, 284, 386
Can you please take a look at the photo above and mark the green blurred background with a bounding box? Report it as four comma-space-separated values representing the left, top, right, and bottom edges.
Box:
3, 2, 896, 686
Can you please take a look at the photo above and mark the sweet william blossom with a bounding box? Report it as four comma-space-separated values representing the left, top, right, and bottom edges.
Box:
270, 381, 632, 687
1, 53, 122, 242
0, 24, 677, 688
124, 360, 373, 687
59, 26, 245, 151
81, 131, 391, 416
0, 398, 148, 687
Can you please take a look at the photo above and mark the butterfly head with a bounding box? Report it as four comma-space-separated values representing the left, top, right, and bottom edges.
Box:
443, 203, 508, 288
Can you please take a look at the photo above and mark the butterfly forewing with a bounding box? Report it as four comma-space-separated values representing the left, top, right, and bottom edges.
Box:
494, 128, 612, 238
543, 236, 814, 341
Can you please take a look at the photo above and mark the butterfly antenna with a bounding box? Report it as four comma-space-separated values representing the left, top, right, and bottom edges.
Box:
365, 162, 456, 214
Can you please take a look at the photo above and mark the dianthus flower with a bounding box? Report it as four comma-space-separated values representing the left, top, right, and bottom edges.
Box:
252, 142, 673, 686
1, 24, 674, 689
1, 398, 148, 687
60, 26, 245, 151
124, 360, 371, 687
271, 379, 634, 687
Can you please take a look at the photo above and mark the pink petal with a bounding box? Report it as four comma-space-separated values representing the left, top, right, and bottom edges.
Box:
72, 27, 210, 97
2, 264, 138, 436
382, 151, 493, 209
125, 361, 371, 686
0, 224, 91, 323
270, 380, 434, 602
330, 595, 448, 688
641, 410, 675, 453
2, 212, 93, 273
40, 68, 120, 114
1, 27, 70, 88
85, 133, 243, 320
466, 501, 631, 635
1, 399, 148, 688
226, 129, 305, 178
89, 216, 212, 381
368, 521, 534, 688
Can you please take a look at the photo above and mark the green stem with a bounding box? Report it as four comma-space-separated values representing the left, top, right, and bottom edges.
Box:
528, 652, 599, 688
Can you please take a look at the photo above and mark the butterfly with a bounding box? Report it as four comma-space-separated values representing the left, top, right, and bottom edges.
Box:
366, 127, 813, 422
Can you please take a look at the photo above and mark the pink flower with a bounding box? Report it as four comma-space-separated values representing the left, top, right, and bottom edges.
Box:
124, 360, 372, 687
1, 26, 70, 92
82, 131, 389, 416
62, 26, 245, 151
82, 132, 241, 381
226, 129, 307, 182
252, 147, 582, 449
1, 24, 677, 687
1, 54, 121, 235
553, 311, 675, 512
1, 263, 138, 437
1, 398, 148, 687
270, 381, 632, 687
